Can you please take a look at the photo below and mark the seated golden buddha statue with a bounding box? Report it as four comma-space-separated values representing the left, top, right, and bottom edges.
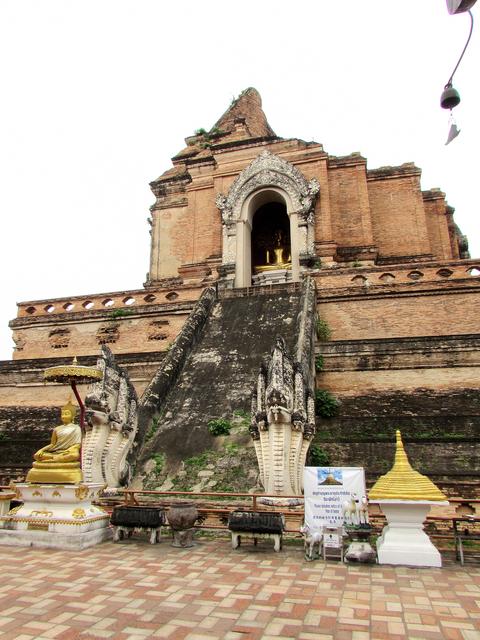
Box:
26, 399, 83, 484
255, 229, 291, 273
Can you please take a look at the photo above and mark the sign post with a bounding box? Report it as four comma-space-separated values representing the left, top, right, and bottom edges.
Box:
304, 466, 366, 530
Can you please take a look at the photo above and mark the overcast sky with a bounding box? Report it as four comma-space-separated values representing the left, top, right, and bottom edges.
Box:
0, 0, 478, 360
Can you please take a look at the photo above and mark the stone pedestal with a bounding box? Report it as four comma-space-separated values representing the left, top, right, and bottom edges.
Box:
372, 500, 447, 567
0, 483, 111, 550
252, 268, 292, 286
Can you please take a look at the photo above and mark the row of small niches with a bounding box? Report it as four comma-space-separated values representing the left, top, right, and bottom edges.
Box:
24, 291, 181, 315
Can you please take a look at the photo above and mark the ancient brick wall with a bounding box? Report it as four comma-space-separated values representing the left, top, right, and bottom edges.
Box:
367, 166, 432, 260
149, 138, 461, 285
318, 290, 480, 342
11, 313, 188, 361
0, 406, 58, 484
1, 89, 478, 490
423, 189, 452, 261
10, 291, 201, 361
9, 260, 479, 363
152, 204, 190, 279
327, 158, 374, 251
313, 336, 480, 484
0, 351, 167, 408
313, 389, 480, 481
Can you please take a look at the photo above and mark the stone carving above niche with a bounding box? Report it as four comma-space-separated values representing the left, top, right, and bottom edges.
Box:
216, 150, 320, 225
48, 328, 71, 349
96, 323, 120, 345
148, 320, 169, 341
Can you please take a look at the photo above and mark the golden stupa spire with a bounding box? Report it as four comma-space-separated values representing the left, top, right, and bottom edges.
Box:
369, 430, 447, 501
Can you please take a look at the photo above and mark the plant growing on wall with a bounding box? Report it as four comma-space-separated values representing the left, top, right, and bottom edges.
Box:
108, 308, 134, 319
315, 389, 339, 418
315, 317, 331, 341
308, 444, 331, 466
151, 453, 165, 474
225, 442, 239, 455
184, 452, 211, 468
207, 418, 232, 436
315, 355, 324, 372
193, 127, 225, 147
145, 416, 160, 441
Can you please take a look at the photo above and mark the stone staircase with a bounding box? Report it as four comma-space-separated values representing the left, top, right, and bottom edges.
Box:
135, 280, 316, 478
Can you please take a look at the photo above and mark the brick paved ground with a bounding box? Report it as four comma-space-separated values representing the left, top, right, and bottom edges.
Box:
0, 537, 479, 640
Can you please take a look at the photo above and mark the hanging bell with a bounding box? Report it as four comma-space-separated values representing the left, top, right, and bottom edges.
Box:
440, 83, 461, 109
446, 0, 477, 15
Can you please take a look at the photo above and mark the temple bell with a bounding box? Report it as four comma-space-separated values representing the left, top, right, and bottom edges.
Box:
440, 83, 461, 109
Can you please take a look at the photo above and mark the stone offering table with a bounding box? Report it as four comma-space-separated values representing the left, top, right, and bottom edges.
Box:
228, 510, 285, 552
111, 505, 166, 544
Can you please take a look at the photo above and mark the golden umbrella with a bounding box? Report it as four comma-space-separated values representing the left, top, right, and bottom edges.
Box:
44, 357, 103, 431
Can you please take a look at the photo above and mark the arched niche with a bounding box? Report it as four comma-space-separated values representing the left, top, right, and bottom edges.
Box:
237, 188, 297, 287
251, 199, 291, 273
216, 150, 319, 288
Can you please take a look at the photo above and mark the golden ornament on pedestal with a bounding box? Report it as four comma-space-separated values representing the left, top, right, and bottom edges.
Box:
369, 430, 447, 501
25, 357, 103, 485
26, 400, 83, 484
254, 230, 291, 273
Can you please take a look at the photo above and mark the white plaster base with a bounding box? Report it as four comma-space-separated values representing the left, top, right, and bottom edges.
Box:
0, 525, 111, 550
373, 501, 447, 568
0, 483, 111, 550
252, 269, 292, 286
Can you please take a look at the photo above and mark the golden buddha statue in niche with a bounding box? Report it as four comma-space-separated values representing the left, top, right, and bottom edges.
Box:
26, 399, 83, 484
255, 229, 291, 273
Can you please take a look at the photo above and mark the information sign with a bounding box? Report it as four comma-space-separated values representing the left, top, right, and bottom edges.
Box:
323, 531, 340, 547
304, 466, 366, 529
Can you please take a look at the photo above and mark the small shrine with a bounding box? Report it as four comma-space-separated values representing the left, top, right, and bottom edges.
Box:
369, 430, 448, 567
0, 359, 111, 550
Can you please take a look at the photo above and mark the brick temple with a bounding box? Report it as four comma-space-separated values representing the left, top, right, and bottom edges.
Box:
1, 88, 478, 491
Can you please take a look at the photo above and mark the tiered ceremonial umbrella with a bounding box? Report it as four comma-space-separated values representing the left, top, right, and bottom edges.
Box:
44, 357, 103, 430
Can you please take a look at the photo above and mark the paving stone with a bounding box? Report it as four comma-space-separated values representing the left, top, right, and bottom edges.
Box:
0, 541, 479, 638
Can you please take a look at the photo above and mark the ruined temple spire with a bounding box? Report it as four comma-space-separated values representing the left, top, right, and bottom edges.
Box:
212, 87, 277, 140
170, 88, 278, 165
